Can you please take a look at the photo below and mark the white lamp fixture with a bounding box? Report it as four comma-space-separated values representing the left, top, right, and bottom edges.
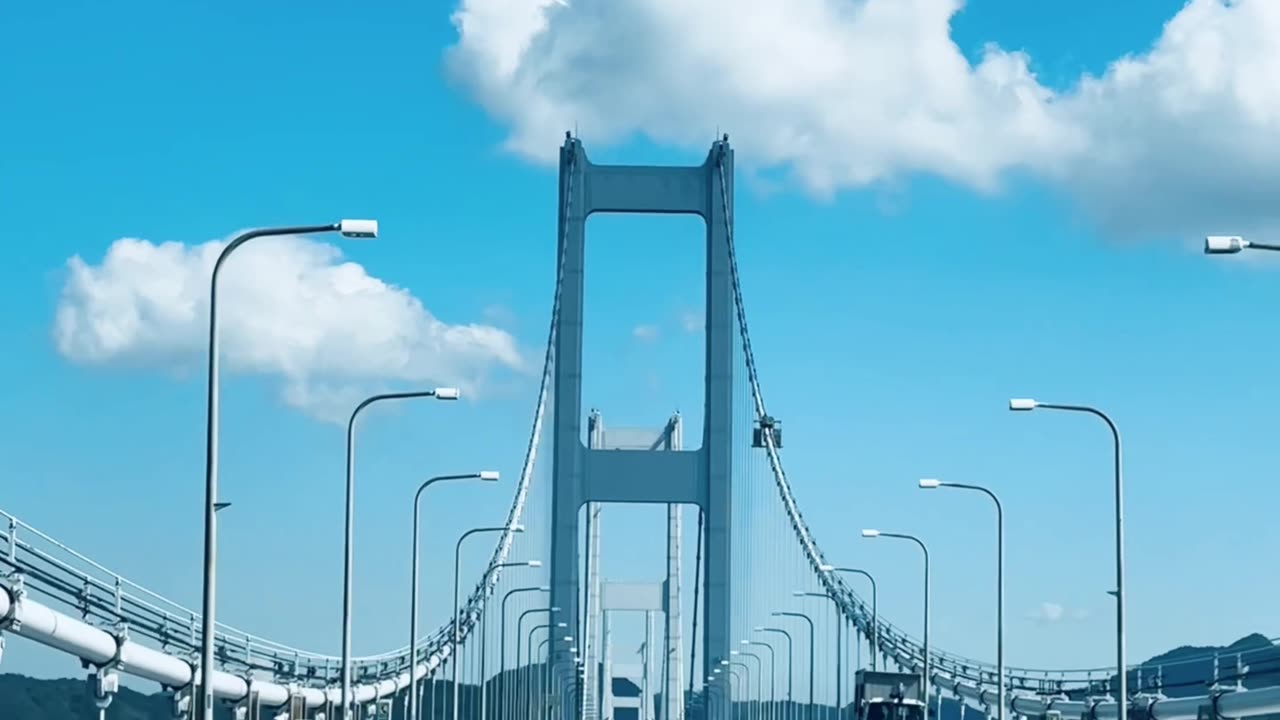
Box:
861, 529, 880, 538
338, 219, 379, 238
526, 560, 543, 568
434, 387, 461, 400
818, 564, 834, 572
1008, 398, 1038, 411
479, 470, 500, 481
918, 478, 941, 489
1205, 235, 1247, 254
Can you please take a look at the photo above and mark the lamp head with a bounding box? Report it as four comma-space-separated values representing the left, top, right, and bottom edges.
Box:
550, 606, 561, 612
526, 560, 543, 568
818, 563, 835, 572
1008, 398, 1038, 411
861, 529, 880, 538
740, 640, 750, 645
511, 524, 526, 533
918, 478, 941, 489
434, 387, 461, 400
753, 626, 765, 632
721, 660, 730, 666
556, 622, 568, 628
478, 470, 500, 481
338, 219, 378, 238
1205, 235, 1247, 254
791, 590, 805, 597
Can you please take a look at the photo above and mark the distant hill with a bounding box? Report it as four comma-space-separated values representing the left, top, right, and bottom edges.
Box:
0, 674, 225, 720
2, 634, 1276, 719
1063, 633, 1280, 700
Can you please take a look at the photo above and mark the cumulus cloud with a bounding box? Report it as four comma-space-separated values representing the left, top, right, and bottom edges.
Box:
632, 324, 660, 342
53, 234, 525, 421
679, 311, 702, 334
446, 0, 1280, 238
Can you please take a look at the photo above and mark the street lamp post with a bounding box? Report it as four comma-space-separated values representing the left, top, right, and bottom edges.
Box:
344, 386, 461, 716
529, 626, 550, 720
1009, 398, 1126, 720
730, 662, 754, 720
197, 219, 377, 720
860, 530, 929, 707
918, 479, 1002, 720
772, 612, 815, 720
517, 609, 559, 720
478, 563, 543, 720
409, 472, 502, 720
794, 591, 841, 720
825, 569, 876, 672
530, 623, 567, 720
454, 526, 525, 720
536, 637, 552, 720
744, 641, 777, 720
545, 635, 574, 720
756, 628, 793, 720
501, 588, 550, 720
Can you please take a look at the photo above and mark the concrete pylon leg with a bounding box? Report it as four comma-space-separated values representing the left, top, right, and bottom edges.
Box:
664, 417, 685, 720
602, 611, 614, 720
645, 612, 656, 720
663, 502, 684, 720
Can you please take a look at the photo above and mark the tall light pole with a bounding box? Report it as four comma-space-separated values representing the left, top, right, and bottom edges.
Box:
755, 628, 793, 720
479, 563, 543, 720
454, 525, 524, 720
826, 568, 876, 672
794, 591, 841, 720
860, 530, 929, 706
1009, 398, 1125, 720
545, 635, 574, 720
516, 608, 558, 720
729, 661, 754, 720
743, 641, 777, 720
343, 386, 461, 716
530, 622, 567, 720
772, 611, 815, 720
409, 472, 502, 720
197, 219, 377, 720
501, 588, 549, 720
918, 479, 1002, 720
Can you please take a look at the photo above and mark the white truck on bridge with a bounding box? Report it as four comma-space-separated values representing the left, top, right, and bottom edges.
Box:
854, 670, 928, 720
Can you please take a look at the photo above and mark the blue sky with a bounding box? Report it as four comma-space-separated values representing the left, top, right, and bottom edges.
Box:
3, 0, 1279, 694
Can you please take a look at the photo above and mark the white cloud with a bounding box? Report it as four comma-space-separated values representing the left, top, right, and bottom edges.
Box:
446, 0, 1280, 238
53, 234, 525, 421
1026, 601, 1088, 624
1031, 602, 1064, 623
679, 311, 701, 333
632, 324, 660, 342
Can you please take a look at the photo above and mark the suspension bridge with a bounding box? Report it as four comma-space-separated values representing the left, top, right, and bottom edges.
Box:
2, 135, 1279, 720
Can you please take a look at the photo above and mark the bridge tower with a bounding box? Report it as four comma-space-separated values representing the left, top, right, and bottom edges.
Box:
549, 135, 735, 720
